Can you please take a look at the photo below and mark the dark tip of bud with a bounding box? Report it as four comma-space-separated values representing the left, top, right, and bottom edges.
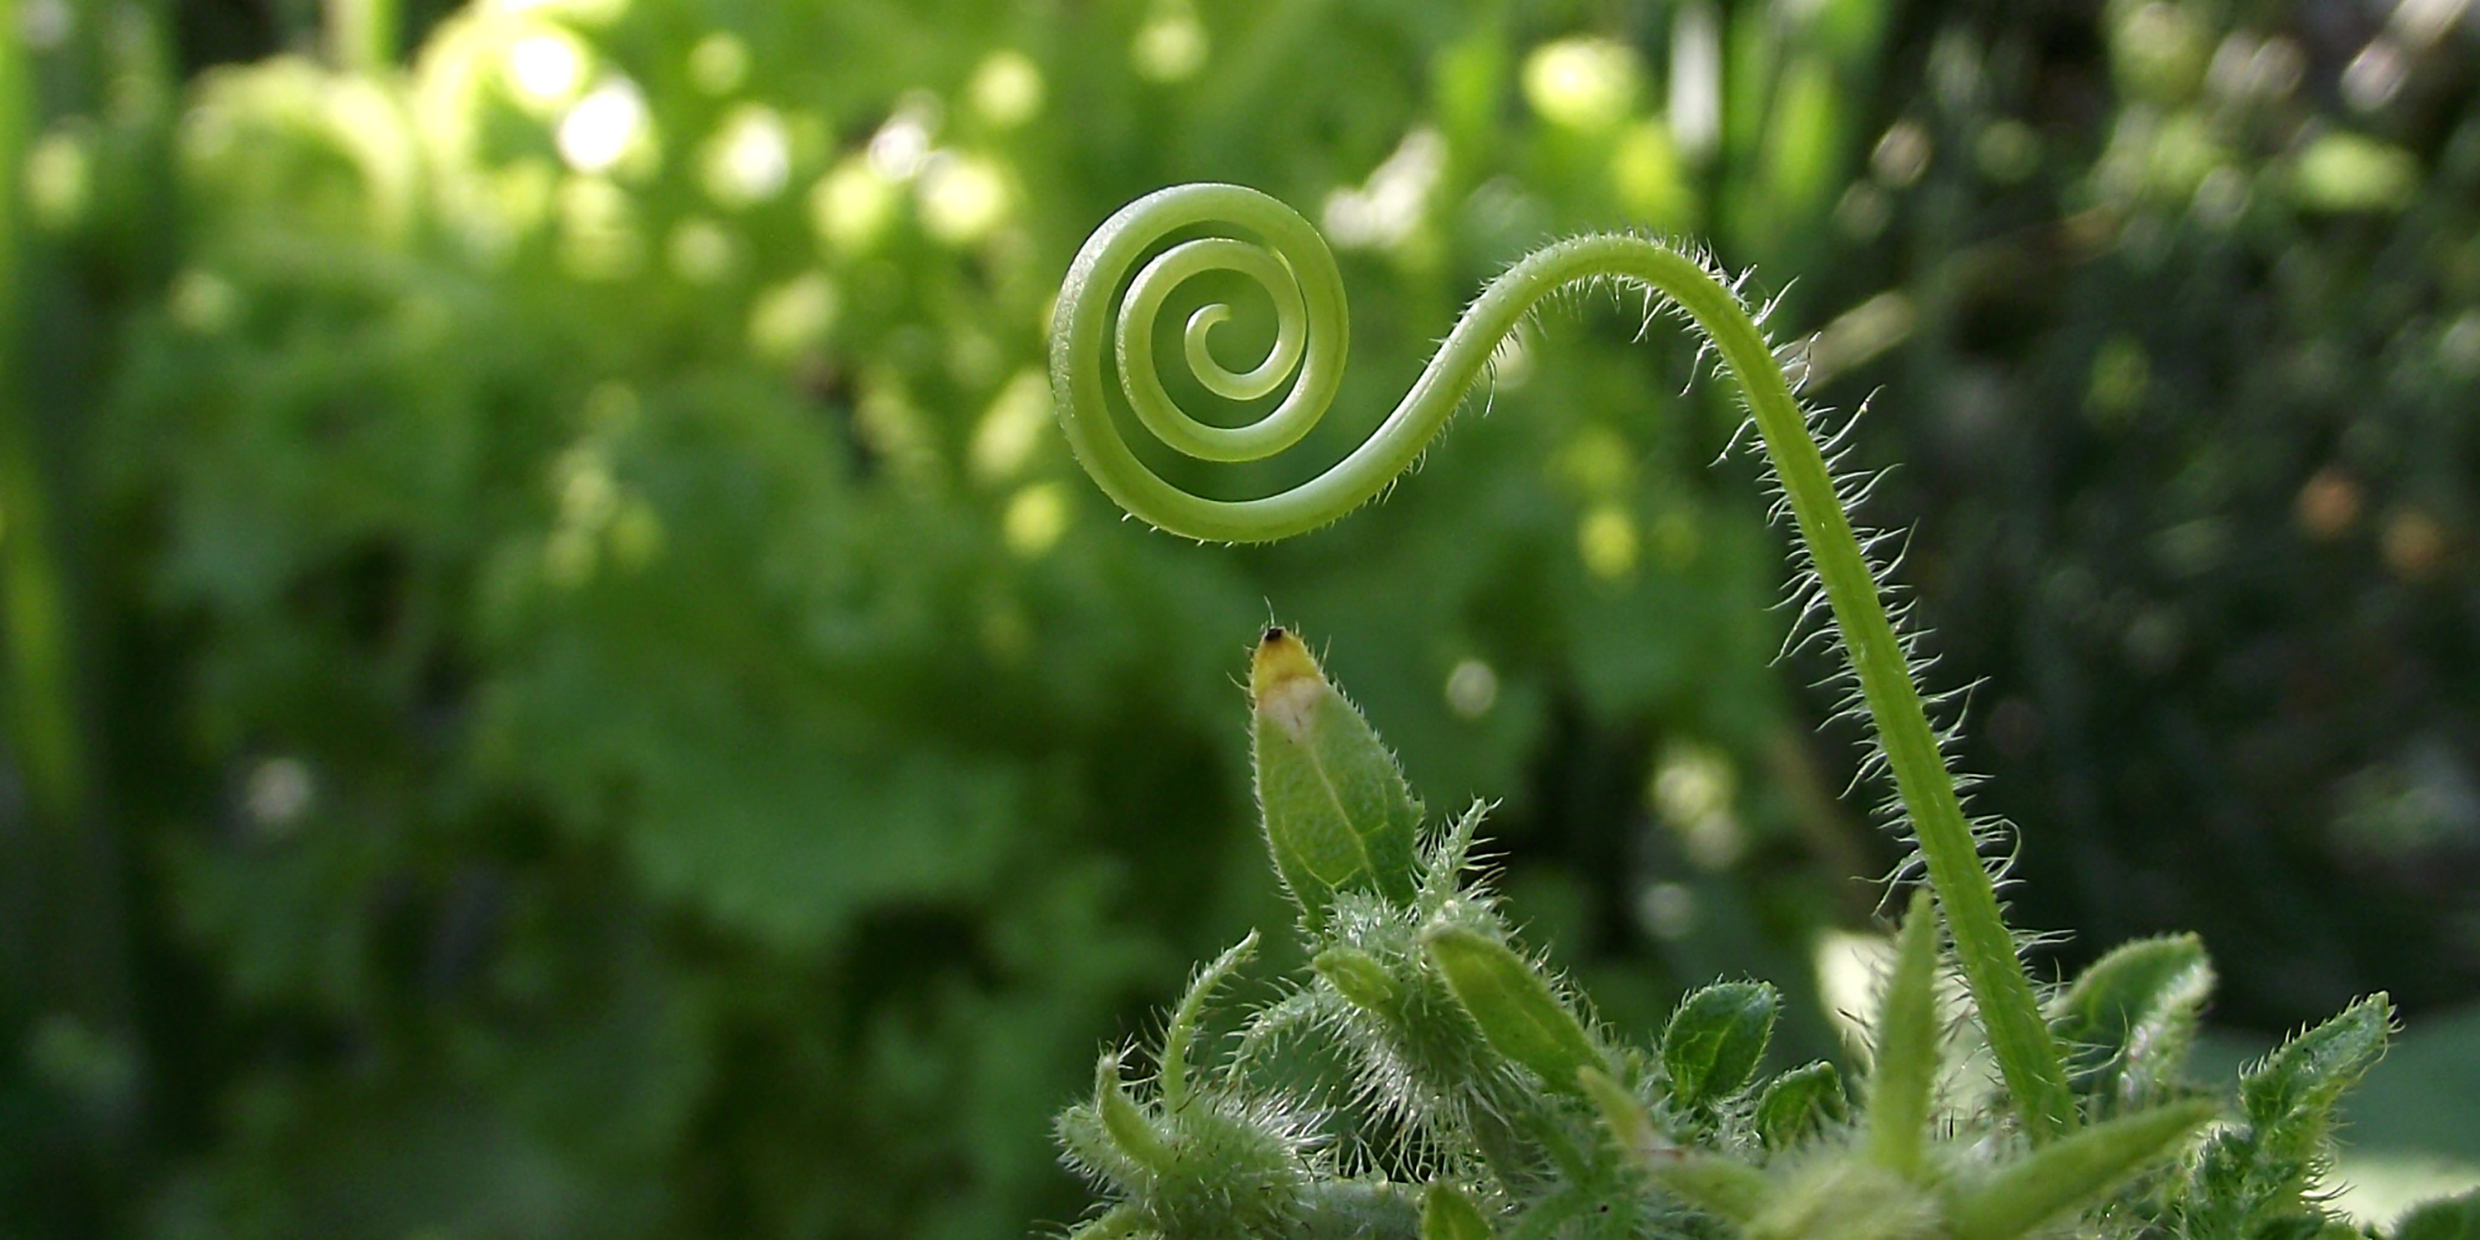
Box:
1262, 626, 1286, 644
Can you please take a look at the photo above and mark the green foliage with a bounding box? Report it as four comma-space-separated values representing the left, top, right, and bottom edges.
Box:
1052, 627, 2401, 1238
1749, 1062, 1845, 1150
1039, 144, 2458, 1233
2395, 1192, 2480, 1240
2050, 934, 2215, 1116
7, 0, 2480, 1236
2184, 997, 2398, 1240
18, 3, 1839, 1234
1659, 981, 1777, 1110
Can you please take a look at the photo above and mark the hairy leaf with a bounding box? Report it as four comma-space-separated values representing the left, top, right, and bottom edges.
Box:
2051, 934, 2215, 1115
1754, 1061, 1849, 1150
1422, 925, 1601, 1096
1663, 981, 1779, 1108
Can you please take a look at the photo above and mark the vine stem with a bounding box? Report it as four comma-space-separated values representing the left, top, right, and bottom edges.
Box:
1049, 183, 2076, 1140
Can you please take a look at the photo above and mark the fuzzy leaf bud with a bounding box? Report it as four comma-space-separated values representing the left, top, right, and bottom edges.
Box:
1753, 1060, 1849, 1149
1662, 981, 1779, 1108
1422, 923, 1601, 1095
1314, 945, 1401, 1014
1251, 627, 1421, 930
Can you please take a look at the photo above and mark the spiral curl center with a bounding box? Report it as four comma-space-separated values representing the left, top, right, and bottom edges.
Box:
1050, 184, 1358, 541
1116, 235, 1325, 462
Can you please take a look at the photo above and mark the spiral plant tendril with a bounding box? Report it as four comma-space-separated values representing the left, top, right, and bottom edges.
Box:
1049, 181, 2083, 1137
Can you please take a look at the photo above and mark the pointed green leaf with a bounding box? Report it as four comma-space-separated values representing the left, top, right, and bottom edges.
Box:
1415, 801, 1490, 909
2050, 933, 2214, 1113
1422, 1182, 1494, 1240
1094, 1053, 1172, 1173
1867, 889, 1941, 1180
1422, 924, 1601, 1096
1663, 981, 1780, 1108
1252, 628, 1422, 930
2182, 995, 2396, 1240
1754, 1060, 1849, 1149
2393, 1190, 2480, 1240
1947, 1099, 2218, 1240
2241, 994, 2392, 1162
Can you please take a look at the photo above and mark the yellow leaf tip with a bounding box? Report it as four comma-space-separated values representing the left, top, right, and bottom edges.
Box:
1251, 626, 1328, 734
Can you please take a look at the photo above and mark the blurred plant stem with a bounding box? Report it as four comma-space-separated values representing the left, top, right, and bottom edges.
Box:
1, 0, 141, 1182
327, 0, 399, 73
0, 0, 86, 825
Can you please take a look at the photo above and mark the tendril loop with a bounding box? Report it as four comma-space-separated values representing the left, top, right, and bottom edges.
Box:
1049, 181, 1777, 546
1115, 233, 1332, 462
1051, 184, 1349, 532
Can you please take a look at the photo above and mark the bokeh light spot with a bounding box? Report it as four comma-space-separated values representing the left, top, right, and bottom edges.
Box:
748, 273, 841, 362
1523, 37, 1642, 131
1445, 659, 1499, 719
1579, 503, 1639, 580
811, 158, 902, 254
703, 105, 792, 206
968, 50, 1044, 128
971, 370, 1053, 484
918, 153, 1012, 245
506, 32, 587, 108
558, 79, 650, 175
688, 33, 750, 95
1132, 11, 1207, 83
26, 129, 92, 230
1004, 483, 1071, 557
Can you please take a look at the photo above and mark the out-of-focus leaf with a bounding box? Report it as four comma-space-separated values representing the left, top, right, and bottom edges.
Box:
2051, 934, 2215, 1114
1754, 1060, 1849, 1149
2393, 1191, 2480, 1240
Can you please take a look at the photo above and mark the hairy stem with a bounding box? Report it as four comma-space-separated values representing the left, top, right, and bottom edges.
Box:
1049, 183, 2076, 1140
1159, 931, 1258, 1111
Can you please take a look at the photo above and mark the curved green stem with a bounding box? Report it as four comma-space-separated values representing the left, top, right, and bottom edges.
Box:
1048, 183, 2075, 1140
1158, 930, 1258, 1112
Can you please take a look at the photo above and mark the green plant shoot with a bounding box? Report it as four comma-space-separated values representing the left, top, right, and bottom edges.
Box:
1251, 627, 1422, 928
1042, 182, 2438, 1240
1054, 182, 2070, 1134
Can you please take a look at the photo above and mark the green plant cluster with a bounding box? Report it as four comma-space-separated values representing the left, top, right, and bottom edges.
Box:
1053, 625, 2475, 1240
1033, 143, 2473, 1236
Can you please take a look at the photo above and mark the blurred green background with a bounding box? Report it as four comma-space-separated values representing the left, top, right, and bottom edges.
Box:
2, 0, 2477, 1236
